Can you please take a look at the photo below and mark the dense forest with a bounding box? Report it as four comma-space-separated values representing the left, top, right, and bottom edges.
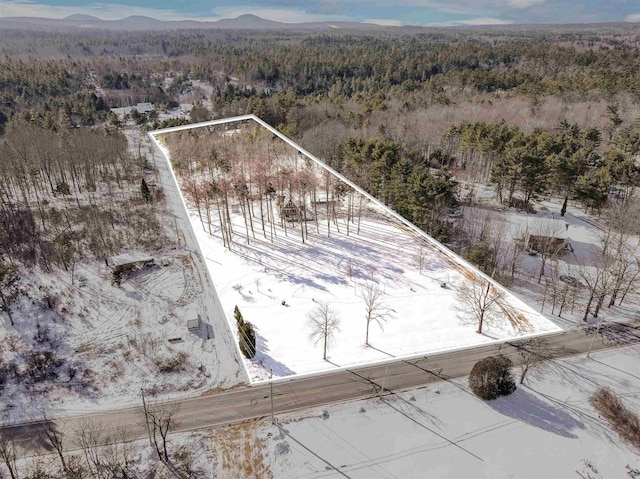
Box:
2, 23, 640, 277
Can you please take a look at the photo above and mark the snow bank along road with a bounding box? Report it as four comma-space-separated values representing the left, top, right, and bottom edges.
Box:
5, 320, 639, 452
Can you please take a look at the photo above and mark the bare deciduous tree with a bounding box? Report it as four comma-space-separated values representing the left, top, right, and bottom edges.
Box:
102, 426, 135, 478
0, 433, 20, 479
74, 418, 105, 479
307, 302, 341, 360
456, 276, 504, 334
417, 248, 426, 275
39, 412, 69, 475
511, 338, 553, 384
141, 393, 179, 461
360, 283, 395, 346
0, 259, 18, 326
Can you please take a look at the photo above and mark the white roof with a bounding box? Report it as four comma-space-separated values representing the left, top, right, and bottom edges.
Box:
526, 218, 569, 239
109, 252, 154, 267
136, 102, 153, 112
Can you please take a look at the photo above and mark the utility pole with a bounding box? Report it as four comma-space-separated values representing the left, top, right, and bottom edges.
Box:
380, 365, 389, 396
141, 388, 153, 447
587, 316, 605, 358
270, 367, 275, 425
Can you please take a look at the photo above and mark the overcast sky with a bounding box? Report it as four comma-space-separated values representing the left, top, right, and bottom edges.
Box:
0, 0, 638, 26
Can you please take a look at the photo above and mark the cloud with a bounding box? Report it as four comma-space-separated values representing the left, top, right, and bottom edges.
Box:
626, 13, 640, 22
379, 0, 545, 15
0, 0, 204, 20
457, 16, 513, 25
362, 18, 403, 26
506, 0, 545, 8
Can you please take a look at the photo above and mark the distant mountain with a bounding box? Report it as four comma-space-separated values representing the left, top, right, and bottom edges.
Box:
215, 14, 286, 28
119, 15, 163, 26
63, 14, 103, 22
1, 12, 639, 34
0, 13, 386, 32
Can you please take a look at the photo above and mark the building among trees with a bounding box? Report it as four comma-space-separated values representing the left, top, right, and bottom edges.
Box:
109, 252, 155, 276
521, 218, 570, 255
280, 199, 303, 222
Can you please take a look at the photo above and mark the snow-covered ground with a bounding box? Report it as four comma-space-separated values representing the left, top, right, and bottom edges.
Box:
0, 129, 250, 425
258, 344, 640, 478
0, 254, 220, 424
458, 196, 640, 329
150, 116, 560, 381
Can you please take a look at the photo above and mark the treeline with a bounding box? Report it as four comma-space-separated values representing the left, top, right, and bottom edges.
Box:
0, 120, 164, 271
3, 25, 640, 132
334, 137, 457, 241
443, 117, 640, 211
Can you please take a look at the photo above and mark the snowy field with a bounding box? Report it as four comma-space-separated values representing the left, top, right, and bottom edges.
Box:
150, 116, 560, 381
258, 344, 640, 478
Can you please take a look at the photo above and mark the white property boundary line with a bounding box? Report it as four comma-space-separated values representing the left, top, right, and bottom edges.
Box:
148, 115, 561, 386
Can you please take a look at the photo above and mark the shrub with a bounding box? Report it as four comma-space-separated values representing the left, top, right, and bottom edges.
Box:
25, 350, 63, 383
172, 445, 205, 478
154, 351, 189, 373
33, 323, 51, 344
40, 291, 58, 310
589, 387, 640, 452
239, 322, 256, 359
468, 355, 516, 400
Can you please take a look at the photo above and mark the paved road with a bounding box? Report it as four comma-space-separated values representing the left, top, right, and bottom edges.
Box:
6, 131, 639, 452
5, 319, 639, 453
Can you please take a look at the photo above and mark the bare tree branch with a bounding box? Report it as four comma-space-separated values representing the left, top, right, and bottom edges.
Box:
307, 302, 341, 360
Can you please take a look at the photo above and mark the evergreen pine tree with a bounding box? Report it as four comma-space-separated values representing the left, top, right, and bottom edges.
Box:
234, 305, 244, 327
239, 322, 256, 359
141, 178, 151, 203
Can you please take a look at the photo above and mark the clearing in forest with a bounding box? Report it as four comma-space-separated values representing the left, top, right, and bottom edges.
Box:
149, 115, 559, 381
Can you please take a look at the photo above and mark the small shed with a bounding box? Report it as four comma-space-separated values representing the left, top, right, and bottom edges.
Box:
523, 219, 570, 255
109, 253, 155, 275
186, 309, 203, 334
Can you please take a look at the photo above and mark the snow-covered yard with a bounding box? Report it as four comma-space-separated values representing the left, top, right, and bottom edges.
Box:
457, 197, 640, 329
258, 344, 640, 478
0, 247, 232, 424
150, 116, 560, 381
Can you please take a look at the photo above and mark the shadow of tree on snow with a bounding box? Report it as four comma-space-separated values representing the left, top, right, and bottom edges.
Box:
253, 330, 296, 377
487, 387, 584, 438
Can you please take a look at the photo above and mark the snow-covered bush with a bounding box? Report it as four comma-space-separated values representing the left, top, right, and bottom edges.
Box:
468, 355, 516, 400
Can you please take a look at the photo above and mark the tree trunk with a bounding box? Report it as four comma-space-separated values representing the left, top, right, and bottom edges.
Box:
245, 197, 256, 240
593, 293, 605, 318
537, 255, 546, 284
323, 330, 327, 360
582, 292, 595, 322
477, 310, 484, 334
0, 292, 14, 326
